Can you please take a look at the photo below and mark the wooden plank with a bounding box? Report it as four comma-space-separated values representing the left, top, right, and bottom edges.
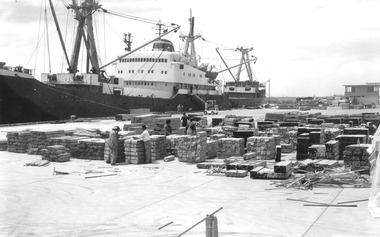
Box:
274, 161, 292, 173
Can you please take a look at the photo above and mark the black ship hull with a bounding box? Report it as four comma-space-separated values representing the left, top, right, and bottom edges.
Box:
224, 92, 265, 108
0, 74, 233, 124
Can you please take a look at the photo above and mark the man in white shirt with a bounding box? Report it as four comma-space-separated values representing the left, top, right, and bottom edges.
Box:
139, 124, 151, 163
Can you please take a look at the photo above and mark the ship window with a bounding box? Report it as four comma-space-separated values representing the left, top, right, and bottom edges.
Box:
179, 64, 184, 69
193, 74, 195, 77
165, 83, 167, 86
151, 70, 154, 73
141, 70, 144, 73
368, 86, 376, 92
183, 72, 185, 76
151, 82, 153, 86
161, 71, 164, 74
165, 59, 168, 63
145, 82, 147, 85
188, 73, 191, 76
165, 71, 167, 74
346, 86, 354, 93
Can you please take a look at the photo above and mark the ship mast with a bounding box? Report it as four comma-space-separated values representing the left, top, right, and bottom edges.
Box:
235, 47, 255, 83
69, 0, 102, 74
181, 11, 203, 67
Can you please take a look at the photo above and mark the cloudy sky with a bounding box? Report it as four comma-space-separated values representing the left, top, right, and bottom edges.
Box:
1, 0, 379, 97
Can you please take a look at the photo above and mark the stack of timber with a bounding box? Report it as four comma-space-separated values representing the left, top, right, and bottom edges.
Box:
217, 138, 245, 159
220, 126, 238, 137
297, 136, 310, 160
325, 140, 339, 160
6, 131, 31, 153
177, 132, 207, 163
265, 113, 285, 122
196, 159, 226, 169
226, 160, 267, 171
131, 114, 155, 126
309, 131, 325, 144
281, 143, 293, 153
308, 145, 326, 159
246, 136, 276, 160
274, 127, 298, 149
150, 135, 166, 161
250, 161, 292, 179
62, 136, 88, 158
48, 136, 72, 146
42, 145, 70, 162
166, 134, 184, 156
212, 118, 223, 127
152, 116, 180, 135
206, 140, 219, 159
204, 127, 221, 137
27, 130, 65, 155
336, 135, 367, 160
124, 137, 145, 164
343, 128, 369, 143
209, 134, 227, 141
77, 138, 105, 160
343, 144, 372, 174
223, 116, 241, 126
123, 123, 144, 132
324, 128, 341, 142
294, 159, 339, 173
0, 139, 8, 151
257, 121, 276, 131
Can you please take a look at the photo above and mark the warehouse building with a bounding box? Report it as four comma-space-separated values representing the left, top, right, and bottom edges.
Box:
343, 83, 379, 107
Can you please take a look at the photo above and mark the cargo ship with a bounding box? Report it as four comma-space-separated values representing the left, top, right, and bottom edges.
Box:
0, 0, 234, 124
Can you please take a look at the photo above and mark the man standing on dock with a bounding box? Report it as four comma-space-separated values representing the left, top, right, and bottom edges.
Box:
181, 113, 189, 134
106, 126, 120, 165
140, 124, 151, 163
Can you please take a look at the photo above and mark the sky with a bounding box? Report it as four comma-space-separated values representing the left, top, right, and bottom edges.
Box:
1, 0, 380, 97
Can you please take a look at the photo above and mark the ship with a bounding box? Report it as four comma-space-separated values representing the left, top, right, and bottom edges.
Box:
0, 0, 265, 124
216, 47, 267, 108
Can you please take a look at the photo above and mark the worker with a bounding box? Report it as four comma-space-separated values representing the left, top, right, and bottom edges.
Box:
139, 124, 151, 163
181, 113, 189, 134
368, 122, 377, 135
105, 126, 120, 165
164, 119, 172, 136
189, 119, 197, 135
177, 104, 181, 114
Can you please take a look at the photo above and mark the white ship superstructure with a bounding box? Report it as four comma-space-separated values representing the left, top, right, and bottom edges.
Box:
116, 39, 219, 98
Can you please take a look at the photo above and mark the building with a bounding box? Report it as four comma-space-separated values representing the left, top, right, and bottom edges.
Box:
343, 83, 379, 107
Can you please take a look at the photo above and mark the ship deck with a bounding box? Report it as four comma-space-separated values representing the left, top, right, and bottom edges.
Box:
1, 108, 379, 236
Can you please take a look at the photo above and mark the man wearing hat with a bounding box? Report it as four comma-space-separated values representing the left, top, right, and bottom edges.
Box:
105, 126, 120, 165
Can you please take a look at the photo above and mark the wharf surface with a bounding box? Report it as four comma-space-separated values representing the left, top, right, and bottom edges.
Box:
1, 107, 379, 236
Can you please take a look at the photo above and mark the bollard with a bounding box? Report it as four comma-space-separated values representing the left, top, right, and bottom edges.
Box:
205, 215, 219, 237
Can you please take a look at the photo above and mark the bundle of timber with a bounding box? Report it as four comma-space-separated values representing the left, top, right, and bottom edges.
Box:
166, 134, 185, 152
204, 127, 221, 137
265, 113, 285, 122
152, 117, 180, 135
209, 134, 227, 140
343, 144, 372, 174
223, 116, 241, 126
226, 160, 267, 171
325, 140, 339, 160
42, 145, 70, 162
206, 140, 219, 159
250, 167, 291, 179
0, 139, 8, 151
257, 121, 276, 131
281, 143, 294, 153
324, 128, 341, 142
217, 138, 245, 159
309, 131, 325, 144
274, 127, 298, 149
6, 131, 31, 153
27, 130, 65, 155
225, 170, 248, 178
62, 136, 88, 158
336, 135, 367, 159
297, 136, 310, 160
124, 137, 145, 164
48, 136, 72, 146
177, 132, 207, 163
196, 159, 226, 169
246, 136, 276, 160
308, 145, 326, 159
150, 135, 166, 161
343, 128, 369, 143
220, 126, 239, 137
123, 123, 144, 131
77, 138, 105, 160
131, 114, 155, 126
72, 128, 101, 138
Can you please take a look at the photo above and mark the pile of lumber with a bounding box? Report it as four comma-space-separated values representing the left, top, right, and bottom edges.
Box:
250, 161, 292, 179
131, 114, 154, 126
336, 135, 367, 159
150, 135, 166, 161
206, 140, 219, 159
28, 130, 65, 155
274, 127, 298, 149
293, 159, 339, 173
343, 144, 372, 174
62, 136, 88, 158
124, 137, 145, 164
0, 139, 7, 151
6, 131, 31, 153
308, 145, 326, 159
209, 134, 227, 141
325, 140, 339, 160
324, 128, 341, 142
42, 145, 70, 162
217, 138, 245, 159
226, 160, 267, 172
281, 143, 293, 153
177, 132, 207, 163
246, 136, 276, 160
77, 138, 105, 160
297, 136, 310, 160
